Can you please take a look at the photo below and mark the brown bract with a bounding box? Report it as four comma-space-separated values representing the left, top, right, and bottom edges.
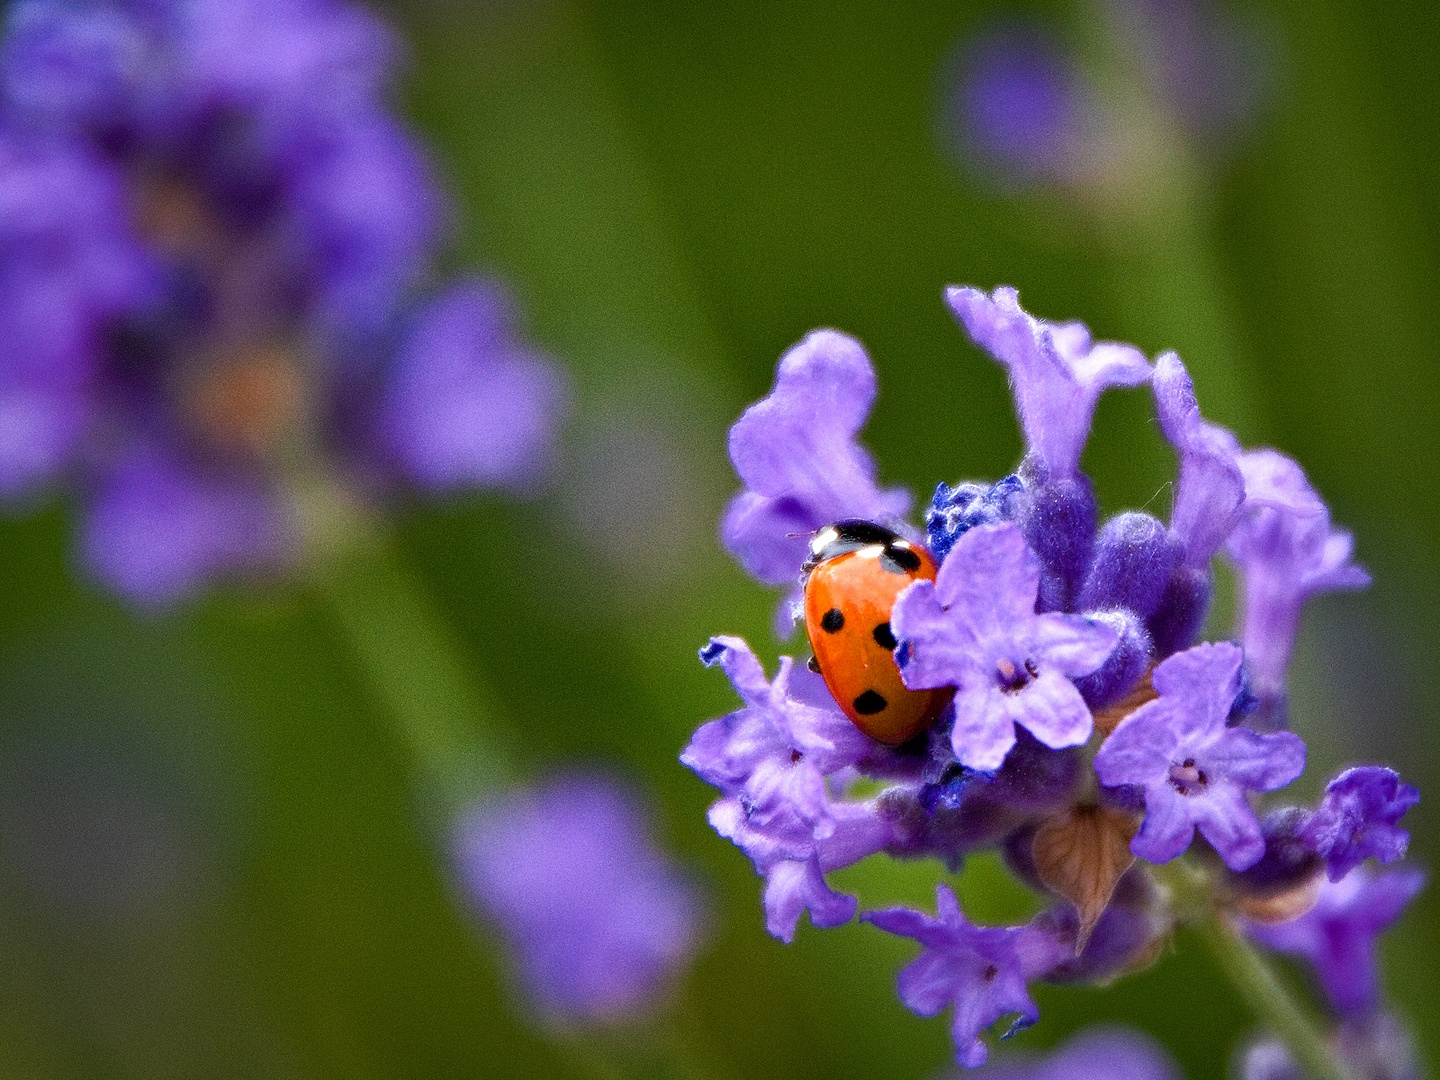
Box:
1033, 804, 1141, 950
1093, 669, 1158, 737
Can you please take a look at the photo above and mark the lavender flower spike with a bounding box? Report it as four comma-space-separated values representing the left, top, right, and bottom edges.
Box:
453, 774, 704, 1027
0, 0, 567, 604
1301, 766, 1419, 883
1225, 450, 1370, 701
892, 522, 1118, 771
863, 884, 1067, 1068
1093, 642, 1306, 870
946, 286, 1151, 481
721, 329, 911, 630
972, 1025, 1182, 1080
1247, 866, 1425, 1019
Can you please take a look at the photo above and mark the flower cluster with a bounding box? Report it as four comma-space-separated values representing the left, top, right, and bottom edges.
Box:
0, 0, 566, 604
684, 286, 1421, 1070
451, 773, 705, 1028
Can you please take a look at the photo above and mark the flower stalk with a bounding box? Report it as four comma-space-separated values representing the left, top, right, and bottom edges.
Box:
1199, 910, 1359, 1080
322, 533, 513, 819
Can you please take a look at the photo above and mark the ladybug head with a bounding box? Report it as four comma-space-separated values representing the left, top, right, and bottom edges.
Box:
802, 519, 913, 574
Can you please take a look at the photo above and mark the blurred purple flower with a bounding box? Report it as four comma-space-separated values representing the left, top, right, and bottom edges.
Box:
1247, 866, 1425, 1019
377, 279, 567, 492
892, 522, 1117, 771
0, 0, 565, 604
1240, 1014, 1423, 1080
970, 1025, 1181, 1080
945, 26, 1093, 187
1225, 449, 1370, 704
1093, 642, 1306, 870
721, 329, 911, 633
862, 884, 1066, 1068
452, 773, 704, 1027
1300, 767, 1419, 883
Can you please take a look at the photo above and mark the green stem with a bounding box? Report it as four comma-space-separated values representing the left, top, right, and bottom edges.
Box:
1199, 912, 1359, 1080
321, 533, 513, 819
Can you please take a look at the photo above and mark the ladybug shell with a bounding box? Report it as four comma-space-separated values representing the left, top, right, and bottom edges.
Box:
803, 526, 951, 745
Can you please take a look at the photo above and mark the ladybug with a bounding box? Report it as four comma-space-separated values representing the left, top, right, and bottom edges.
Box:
802, 520, 952, 745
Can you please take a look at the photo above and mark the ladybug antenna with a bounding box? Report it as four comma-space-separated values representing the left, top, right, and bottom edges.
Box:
784, 529, 821, 539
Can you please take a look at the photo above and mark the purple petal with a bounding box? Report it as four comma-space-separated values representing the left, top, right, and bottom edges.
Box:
1150, 641, 1242, 727
1028, 611, 1119, 676
1248, 867, 1425, 1018
951, 685, 1022, 772
0, 384, 87, 496
720, 491, 816, 586
722, 329, 911, 588
1224, 450, 1368, 697
1004, 669, 1094, 752
763, 856, 857, 942
452, 773, 704, 1026
935, 522, 1042, 633
1152, 352, 1244, 567
1093, 700, 1180, 787
79, 448, 288, 606
697, 635, 772, 706
1128, 787, 1197, 864
379, 280, 567, 492
1192, 783, 1266, 870
1208, 727, 1306, 793
946, 285, 1150, 480
892, 578, 983, 690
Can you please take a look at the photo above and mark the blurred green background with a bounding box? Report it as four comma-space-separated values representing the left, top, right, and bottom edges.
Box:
0, 0, 1434, 1076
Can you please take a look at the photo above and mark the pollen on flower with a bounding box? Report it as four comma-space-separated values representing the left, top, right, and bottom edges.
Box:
1167, 759, 1208, 795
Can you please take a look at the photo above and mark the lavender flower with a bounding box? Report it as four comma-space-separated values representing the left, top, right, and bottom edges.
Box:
721, 329, 910, 632
683, 636, 893, 940
892, 521, 1118, 770
946, 286, 1151, 484
452, 774, 704, 1027
1094, 642, 1305, 869
0, 0, 566, 604
862, 884, 1067, 1068
1146, 352, 1245, 657
1247, 867, 1425, 1019
1225, 449, 1370, 704
970, 1025, 1181, 1080
1300, 767, 1419, 883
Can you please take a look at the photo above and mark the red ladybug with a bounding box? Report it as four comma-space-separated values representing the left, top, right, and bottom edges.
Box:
802, 520, 952, 745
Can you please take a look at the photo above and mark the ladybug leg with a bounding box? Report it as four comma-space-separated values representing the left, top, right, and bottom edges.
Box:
807, 655, 822, 674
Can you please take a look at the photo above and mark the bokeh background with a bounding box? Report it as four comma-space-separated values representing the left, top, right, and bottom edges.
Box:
0, 0, 1435, 1076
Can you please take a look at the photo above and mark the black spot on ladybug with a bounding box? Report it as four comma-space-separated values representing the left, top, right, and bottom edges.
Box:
872, 622, 897, 650
820, 608, 845, 633
807, 655, 822, 674
853, 690, 887, 715
880, 545, 922, 574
